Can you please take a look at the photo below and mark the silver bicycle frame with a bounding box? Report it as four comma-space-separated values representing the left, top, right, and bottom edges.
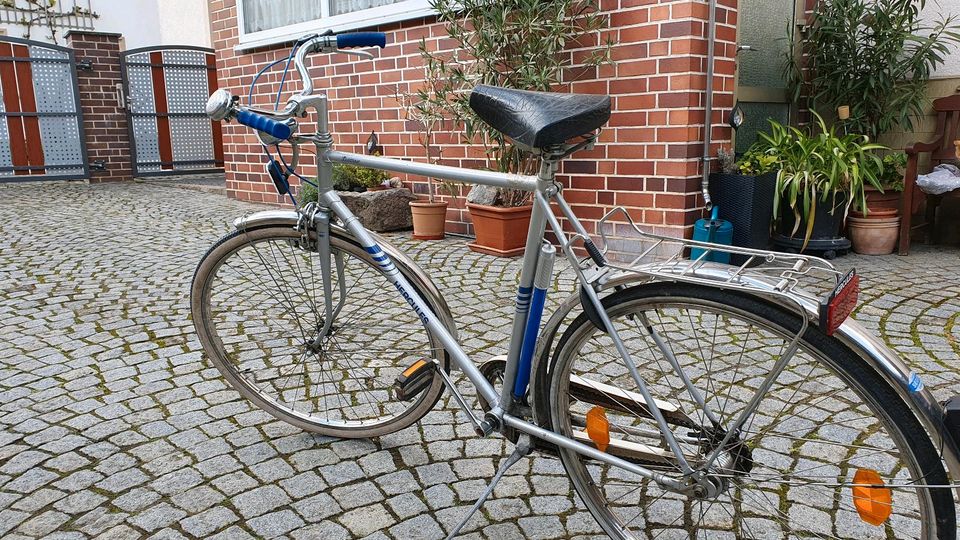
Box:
277, 85, 692, 489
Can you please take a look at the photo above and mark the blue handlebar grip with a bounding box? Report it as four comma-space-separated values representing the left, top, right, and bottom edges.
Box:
336, 32, 387, 49
235, 109, 292, 140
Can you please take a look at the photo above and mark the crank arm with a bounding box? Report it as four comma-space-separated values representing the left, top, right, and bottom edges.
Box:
568, 374, 697, 428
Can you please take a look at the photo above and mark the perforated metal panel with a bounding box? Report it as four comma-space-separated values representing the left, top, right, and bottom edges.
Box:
0, 37, 87, 181
121, 46, 223, 176
0, 84, 13, 176
31, 45, 83, 176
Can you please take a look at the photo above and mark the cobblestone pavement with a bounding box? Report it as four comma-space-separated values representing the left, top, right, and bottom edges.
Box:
1, 181, 959, 539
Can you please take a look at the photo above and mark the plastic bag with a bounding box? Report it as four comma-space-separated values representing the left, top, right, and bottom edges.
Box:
917, 163, 960, 195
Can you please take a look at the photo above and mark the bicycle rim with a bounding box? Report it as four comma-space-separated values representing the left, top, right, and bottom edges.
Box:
547, 283, 952, 539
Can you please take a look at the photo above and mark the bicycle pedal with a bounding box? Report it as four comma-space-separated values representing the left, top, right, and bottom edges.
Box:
394, 359, 436, 401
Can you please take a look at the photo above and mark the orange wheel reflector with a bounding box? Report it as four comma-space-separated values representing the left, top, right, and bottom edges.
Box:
585, 406, 610, 453
852, 468, 892, 526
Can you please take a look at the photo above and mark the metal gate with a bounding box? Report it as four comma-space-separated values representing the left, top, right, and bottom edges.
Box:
0, 37, 87, 181
121, 46, 224, 176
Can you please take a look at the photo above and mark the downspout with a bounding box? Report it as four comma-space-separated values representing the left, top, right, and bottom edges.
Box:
701, 0, 718, 211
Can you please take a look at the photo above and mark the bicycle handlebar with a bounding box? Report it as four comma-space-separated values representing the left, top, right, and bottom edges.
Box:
336, 32, 387, 49
235, 109, 293, 140
294, 32, 388, 98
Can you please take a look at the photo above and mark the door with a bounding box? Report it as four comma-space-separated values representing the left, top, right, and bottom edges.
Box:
0, 37, 87, 181
120, 46, 224, 176
733, 0, 799, 153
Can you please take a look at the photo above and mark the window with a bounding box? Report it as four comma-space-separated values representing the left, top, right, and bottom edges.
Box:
237, 0, 433, 50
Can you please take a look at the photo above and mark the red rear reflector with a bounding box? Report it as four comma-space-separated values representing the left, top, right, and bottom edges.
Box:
820, 269, 858, 335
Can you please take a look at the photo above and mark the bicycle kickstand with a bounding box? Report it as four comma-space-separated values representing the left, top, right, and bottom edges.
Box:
444, 434, 535, 539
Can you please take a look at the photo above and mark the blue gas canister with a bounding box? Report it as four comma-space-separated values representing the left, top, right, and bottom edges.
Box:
690, 207, 733, 264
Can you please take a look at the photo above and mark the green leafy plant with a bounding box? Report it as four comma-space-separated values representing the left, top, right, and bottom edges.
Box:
299, 181, 318, 204
877, 152, 907, 192
332, 162, 391, 191
736, 149, 778, 176
420, 0, 611, 207
297, 162, 391, 203
785, 0, 960, 139
757, 113, 885, 248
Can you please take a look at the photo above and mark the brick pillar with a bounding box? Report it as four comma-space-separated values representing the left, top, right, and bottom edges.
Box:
65, 31, 133, 183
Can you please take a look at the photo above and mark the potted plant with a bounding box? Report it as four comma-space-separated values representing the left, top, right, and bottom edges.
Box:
759, 113, 884, 257
708, 147, 778, 263
420, 0, 610, 256
855, 153, 905, 217
847, 153, 905, 255
397, 84, 460, 241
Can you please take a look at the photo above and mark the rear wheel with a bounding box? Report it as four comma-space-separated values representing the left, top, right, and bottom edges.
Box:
546, 283, 954, 539
191, 226, 447, 438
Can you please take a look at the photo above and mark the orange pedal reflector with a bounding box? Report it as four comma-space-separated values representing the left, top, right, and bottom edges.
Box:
585, 406, 610, 452
852, 468, 892, 526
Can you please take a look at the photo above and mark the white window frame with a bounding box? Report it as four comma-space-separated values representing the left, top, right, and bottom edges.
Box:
236, 0, 434, 51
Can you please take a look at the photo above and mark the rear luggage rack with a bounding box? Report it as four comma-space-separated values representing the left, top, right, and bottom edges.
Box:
594, 207, 854, 330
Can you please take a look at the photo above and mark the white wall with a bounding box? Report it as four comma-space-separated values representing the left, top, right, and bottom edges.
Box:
156, 0, 212, 49
0, 0, 210, 50
924, 0, 960, 78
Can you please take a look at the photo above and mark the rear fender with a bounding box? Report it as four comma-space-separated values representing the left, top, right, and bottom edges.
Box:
530, 265, 960, 496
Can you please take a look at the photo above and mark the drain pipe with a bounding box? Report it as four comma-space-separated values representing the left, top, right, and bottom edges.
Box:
701, 0, 718, 211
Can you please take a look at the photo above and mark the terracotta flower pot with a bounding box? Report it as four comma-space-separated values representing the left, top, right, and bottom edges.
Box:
851, 207, 898, 219
848, 215, 900, 255
863, 186, 900, 214
466, 203, 532, 257
410, 200, 448, 240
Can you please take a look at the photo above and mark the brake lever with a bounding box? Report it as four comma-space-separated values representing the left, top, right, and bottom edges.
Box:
335, 48, 375, 60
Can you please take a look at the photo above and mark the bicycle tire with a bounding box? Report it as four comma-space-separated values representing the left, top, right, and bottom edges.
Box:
191, 225, 448, 438
544, 282, 954, 539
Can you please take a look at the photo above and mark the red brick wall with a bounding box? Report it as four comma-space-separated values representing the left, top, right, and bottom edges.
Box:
66, 31, 134, 183
208, 0, 737, 240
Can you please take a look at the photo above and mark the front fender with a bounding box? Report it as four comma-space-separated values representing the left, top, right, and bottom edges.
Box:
531, 265, 960, 494
232, 210, 458, 339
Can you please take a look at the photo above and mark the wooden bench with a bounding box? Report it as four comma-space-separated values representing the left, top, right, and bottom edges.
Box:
900, 93, 960, 255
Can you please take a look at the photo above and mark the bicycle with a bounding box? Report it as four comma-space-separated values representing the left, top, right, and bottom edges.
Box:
192, 32, 960, 538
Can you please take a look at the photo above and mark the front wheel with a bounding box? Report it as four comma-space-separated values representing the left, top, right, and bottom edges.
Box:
191, 225, 448, 438
546, 283, 954, 539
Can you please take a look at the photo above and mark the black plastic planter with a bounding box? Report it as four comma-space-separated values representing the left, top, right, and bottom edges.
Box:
708, 171, 777, 265
773, 193, 850, 259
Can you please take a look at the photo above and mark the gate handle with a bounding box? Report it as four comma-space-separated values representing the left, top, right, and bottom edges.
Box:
115, 83, 126, 110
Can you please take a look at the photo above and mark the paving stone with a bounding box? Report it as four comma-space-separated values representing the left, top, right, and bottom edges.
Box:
178, 506, 238, 537
291, 521, 351, 540
14, 510, 69, 537
337, 503, 394, 537
290, 491, 341, 524
126, 502, 187, 532
331, 480, 385, 510
231, 484, 291, 519
389, 514, 445, 540
246, 509, 305, 538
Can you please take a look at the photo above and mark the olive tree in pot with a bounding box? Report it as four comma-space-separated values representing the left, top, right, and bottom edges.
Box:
397, 85, 459, 240
760, 113, 884, 258
785, 0, 960, 141
420, 0, 610, 256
